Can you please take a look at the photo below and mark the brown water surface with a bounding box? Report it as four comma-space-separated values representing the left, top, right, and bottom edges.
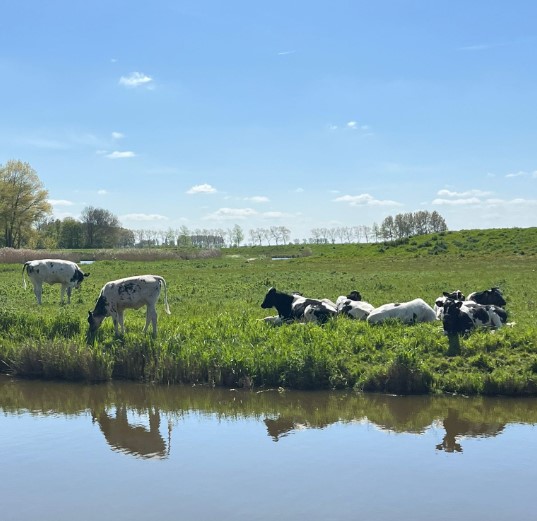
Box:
1, 376, 536, 520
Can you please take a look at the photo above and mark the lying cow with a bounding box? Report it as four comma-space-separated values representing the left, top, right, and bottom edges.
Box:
22, 259, 89, 304
335, 292, 375, 320
367, 298, 437, 325
441, 298, 505, 334
260, 287, 337, 324
87, 275, 171, 340
467, 287, 506, 307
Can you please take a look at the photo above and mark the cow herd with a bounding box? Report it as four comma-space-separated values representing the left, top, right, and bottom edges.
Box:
260, 286, 510, 335
20, 258, 510, 339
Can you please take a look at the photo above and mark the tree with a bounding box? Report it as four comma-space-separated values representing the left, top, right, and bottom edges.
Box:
229, 224, 244, 247
80, 206, 121, 248
0, 160, 52, 248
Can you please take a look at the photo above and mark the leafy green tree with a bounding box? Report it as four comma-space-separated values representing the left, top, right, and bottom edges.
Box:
0, 160, 52, 248
80, 206, 121, 248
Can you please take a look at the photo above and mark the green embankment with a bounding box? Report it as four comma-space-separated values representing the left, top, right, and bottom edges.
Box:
0, 227, 536, 395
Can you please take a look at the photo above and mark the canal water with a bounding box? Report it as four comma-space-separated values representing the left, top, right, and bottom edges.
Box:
1, 376, 536, 521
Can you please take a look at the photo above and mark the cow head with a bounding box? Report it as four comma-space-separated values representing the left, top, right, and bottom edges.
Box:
261, 287, 277, 309
346, 290, 362, 301
442, 289, 465, 301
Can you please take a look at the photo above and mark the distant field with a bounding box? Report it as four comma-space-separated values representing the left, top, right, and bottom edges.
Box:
0, 227, 536, 395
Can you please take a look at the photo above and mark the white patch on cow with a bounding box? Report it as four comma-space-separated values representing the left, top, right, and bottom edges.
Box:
88, 275, 171, 338
22, 259, 89, 304
367, 298, 437, 325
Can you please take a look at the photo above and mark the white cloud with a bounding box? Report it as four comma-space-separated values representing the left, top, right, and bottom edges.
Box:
277, 50, 296, 55
295, 187, 305, 193
49, 199, 74, 206
433, 197, 482, 206
112, 132, 124, 140
505, 170, 537, 178
245, 196, 269, 203
119, 72, 154, 88
97, 189, 108, 195
333, 193, 402, 207
105, 151, 136, 159
437, 189, 492, 197
347, 121, 357, 129
121, 213, 168, 222
203, 208, 257, 220
187, 183, 217, 194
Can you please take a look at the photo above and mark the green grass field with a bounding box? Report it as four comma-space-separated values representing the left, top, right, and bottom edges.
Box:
1, 228, 536, 395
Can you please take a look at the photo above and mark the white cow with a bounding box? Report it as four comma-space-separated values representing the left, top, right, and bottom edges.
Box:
367, 298, 437, 325
22, 259, 89, 304
335, 295, 375, 320
87, 275, 171, 339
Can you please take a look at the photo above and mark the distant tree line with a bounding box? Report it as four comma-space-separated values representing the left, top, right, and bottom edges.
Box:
0, 159, 448, 250
309, 211, 448, 244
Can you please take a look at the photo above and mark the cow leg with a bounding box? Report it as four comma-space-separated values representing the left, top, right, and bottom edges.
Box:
33, 283, 43, 305
110, 311, 121, 336
66, 286, 72, 304
117, 311, 125, 335
144, 306, 158, 338
60, 284, 67, 304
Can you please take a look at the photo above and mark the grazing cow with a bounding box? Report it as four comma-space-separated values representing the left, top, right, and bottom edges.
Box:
367, 298, 437, 325
441, 299, 504, 334
260, 287, 337, 324
22, 259, 89, 304
467, 287, 506, 307
87, 275, 171, 339
335, 292, 375, 320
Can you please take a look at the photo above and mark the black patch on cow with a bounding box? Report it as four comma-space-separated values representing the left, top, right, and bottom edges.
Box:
93, 295, 108, 317
347, 290, 362, 301
442, 300, 474, 334
261, 287, 295, 319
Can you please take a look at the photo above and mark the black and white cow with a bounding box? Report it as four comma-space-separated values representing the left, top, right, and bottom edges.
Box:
467, 287, 506, 307
260, 287, 337, 324
22, 259, 89, 304
434, 290, 468, 319
441, 298, 505, 334
87, 275, 171, 339
367, 298, 437, 325
335, 292, 375, 320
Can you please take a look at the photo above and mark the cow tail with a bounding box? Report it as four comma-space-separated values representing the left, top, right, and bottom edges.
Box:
158, 276, 171, 315
22, 262, 29, 290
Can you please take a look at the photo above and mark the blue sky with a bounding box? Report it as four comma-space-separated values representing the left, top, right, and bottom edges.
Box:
1, 0, 536, 241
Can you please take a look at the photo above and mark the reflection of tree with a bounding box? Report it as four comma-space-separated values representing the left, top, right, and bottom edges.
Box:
435, 407, 506, 453
92, 406, 170, 459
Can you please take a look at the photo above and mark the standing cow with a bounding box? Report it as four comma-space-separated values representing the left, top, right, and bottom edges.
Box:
22, 259, 89, 304
87, 275, 171, 340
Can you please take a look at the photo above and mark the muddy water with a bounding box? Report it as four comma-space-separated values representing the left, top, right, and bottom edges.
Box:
1, 376, 536, 521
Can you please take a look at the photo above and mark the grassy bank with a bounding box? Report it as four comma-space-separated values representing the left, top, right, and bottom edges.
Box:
1, 228, 536, 395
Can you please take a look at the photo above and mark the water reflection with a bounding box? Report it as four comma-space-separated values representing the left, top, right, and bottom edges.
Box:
1, 376, 536, 457
91, 406, 170, 459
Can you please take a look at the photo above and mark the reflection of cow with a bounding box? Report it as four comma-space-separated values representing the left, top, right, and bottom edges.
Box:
264, 416, 329, 442
436, 407, 506, 453
92, 406, 170, 459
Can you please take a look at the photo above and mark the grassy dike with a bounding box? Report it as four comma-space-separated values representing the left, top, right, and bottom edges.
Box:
1, 228, 536, 395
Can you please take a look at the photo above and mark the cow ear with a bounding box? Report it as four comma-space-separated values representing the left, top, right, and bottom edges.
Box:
88, 311, 93, 318
84, 273, 90, 278
442, 291, 450, 297
456, 301, 463, 309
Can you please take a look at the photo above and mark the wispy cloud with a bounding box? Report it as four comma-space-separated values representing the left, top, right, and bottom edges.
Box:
105, 151, 136, 159
204, 207, 257, 220
97, 189, 108, 195
187, 183, 217, 194
245, 196, 269, 203
505, 170, 537, 178
49, 199, 74, 207
333, 193, 402, 207
119, 72, 154, 88
277, 50, 296, 55
111, 131, 124, 140
121, 213, 168, 222
437, 189, 492, 198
